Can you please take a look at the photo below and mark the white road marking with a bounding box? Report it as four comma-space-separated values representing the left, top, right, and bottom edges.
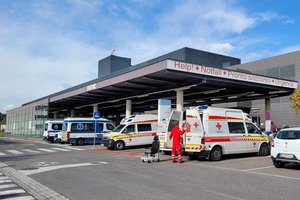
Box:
7, 150, 24, 155
21, 161, 108, 175
0, 176, 10, 180
242, 166, 274, 171
192, 163, 300, 181
203, 189, 246, 200
50, 147, 71, 152
0, 180, 12, 184
22, 149, 40, 153
4, 196, 35, 200
0, 189, 26, 196
64, 146, 85, 151
0, 151, 6, 156
36, 148, 56, 153
0, 183, 17, 189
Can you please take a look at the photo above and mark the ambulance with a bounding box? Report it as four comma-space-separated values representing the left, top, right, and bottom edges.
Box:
102, 115, 158, 150
159, 106, 270, 161
62, 118, 115, 146
43, 120, 64, 142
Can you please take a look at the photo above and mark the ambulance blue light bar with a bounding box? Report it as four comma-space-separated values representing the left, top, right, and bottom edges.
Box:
198, 105, 209, 109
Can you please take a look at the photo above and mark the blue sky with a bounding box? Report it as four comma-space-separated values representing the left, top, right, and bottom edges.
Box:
0, 0, 299, 113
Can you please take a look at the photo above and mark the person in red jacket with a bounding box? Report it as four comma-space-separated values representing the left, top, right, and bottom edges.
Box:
169, 121, 185, 163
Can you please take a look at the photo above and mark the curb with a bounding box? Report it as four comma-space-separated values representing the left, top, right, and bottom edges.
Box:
0, 162, 69, 200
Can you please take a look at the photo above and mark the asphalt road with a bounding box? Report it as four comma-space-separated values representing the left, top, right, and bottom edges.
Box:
1, 137, 300, 200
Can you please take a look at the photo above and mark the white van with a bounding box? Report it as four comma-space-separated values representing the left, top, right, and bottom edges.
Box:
62, 118, 115, 146
102, 115, 158, 150
43, 120, 64, 142
159, 106, 269, 161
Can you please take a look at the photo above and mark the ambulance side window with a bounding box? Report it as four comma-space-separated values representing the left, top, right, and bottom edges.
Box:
168, 120, 179, 132
52, 123, 63, 130
123, 125, 135, 133
98, 123, 103, 131
137, 124, 152, 132
228, 122, 245, 134
246, 123, 260, 134
106, 123, 115, 131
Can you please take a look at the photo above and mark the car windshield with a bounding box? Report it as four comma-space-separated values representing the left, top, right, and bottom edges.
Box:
276, 130, 300, 140
112, 124, 126, 132
62, 123, 68, 131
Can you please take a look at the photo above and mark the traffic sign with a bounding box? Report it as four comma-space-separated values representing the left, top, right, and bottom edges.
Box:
93, 111, 100, 119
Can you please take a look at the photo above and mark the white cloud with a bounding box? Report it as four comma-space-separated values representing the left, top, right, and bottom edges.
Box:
1, 105, 17, 113
255, 12, 295, 25
0, 0, 297, 113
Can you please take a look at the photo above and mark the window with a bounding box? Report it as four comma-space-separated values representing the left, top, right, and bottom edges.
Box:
228, 122, 245, 134
52, 123, 63, 130
106, 123, 115, 131
44, 123, 48, 131
71, 123, 94, 132
98, 123, 103, 131
123, 125, 135, 133
277, 130, 300, 140
137, 124, 152, 132
246, 123, 260, 134
168, 120, 179, 132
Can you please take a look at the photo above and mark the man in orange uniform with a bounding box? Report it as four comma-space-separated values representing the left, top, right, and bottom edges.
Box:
169, 121, 185, 163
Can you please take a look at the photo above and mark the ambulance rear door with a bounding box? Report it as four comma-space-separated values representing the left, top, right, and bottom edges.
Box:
185, 109, 204, 152
164, 110, 183, 149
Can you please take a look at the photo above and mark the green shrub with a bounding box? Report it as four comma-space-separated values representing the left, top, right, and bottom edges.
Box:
0, 132, 6, 137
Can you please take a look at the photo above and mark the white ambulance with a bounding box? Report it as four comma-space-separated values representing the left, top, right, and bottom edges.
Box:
102, 115, 158, 150
62, 118, 115, 146
43, 120, 64, 142
159, 106, 269, 161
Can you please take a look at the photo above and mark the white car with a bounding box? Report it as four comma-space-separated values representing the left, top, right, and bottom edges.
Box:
54, 131, 68, 144
271, 126, 300, 168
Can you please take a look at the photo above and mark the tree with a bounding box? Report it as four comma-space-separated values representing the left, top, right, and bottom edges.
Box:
291, 88, 300, 114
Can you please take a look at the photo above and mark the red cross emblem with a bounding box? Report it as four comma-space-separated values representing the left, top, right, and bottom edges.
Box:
193, 122, 199, 128
129, 138, 132, 142
216, 122, 222, 130
253, 141, 256, 147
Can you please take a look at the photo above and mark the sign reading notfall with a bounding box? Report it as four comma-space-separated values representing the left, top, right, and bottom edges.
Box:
167, 60, 297, 89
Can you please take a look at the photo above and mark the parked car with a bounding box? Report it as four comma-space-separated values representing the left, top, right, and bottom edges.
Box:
271, 126, 300, 168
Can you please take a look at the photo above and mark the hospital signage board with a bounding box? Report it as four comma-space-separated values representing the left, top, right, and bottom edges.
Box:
167, 60, 297, 89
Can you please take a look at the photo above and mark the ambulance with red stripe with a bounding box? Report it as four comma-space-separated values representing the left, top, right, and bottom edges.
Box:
159, 106, 269, 161
102, 115, 158, 150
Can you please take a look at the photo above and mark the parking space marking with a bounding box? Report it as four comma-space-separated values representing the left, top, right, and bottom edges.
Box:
0, 152, 6, 156
4, 196, 35, 200
22, 149, 40, 153
50, 147, 72, 152
0, 189, 26, 196
0, 183, 17, 189
191, 162, 300, 181
36, 148, 56, 153
0, 180, 12, 184
203, 189, 246, 200
247, 171, 300, 181
63, 146, 85, 151
6, 150, 24, 155
21, 161, 108, 175
242, 166, 274, 172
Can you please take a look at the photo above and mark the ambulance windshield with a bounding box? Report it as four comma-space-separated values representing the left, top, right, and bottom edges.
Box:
113, 124, 126, 132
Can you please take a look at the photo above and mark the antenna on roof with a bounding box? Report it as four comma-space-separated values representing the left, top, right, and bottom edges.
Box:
111, 49, 116, 56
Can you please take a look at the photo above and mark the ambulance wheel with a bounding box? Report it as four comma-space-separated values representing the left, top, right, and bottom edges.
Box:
76, 138, 84, 146
114, 141, 125, 150
210, 146, 222, 161
259, 143, 269, 156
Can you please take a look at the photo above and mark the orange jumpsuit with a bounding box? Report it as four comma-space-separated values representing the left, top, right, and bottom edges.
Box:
169, 125, 185, 162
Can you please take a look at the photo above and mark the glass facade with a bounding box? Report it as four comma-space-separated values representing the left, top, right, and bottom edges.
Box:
6, 103, 48, 138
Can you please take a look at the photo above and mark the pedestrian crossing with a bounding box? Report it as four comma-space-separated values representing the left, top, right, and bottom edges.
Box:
0, 146, 84, 157
0, 173, 35, 200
